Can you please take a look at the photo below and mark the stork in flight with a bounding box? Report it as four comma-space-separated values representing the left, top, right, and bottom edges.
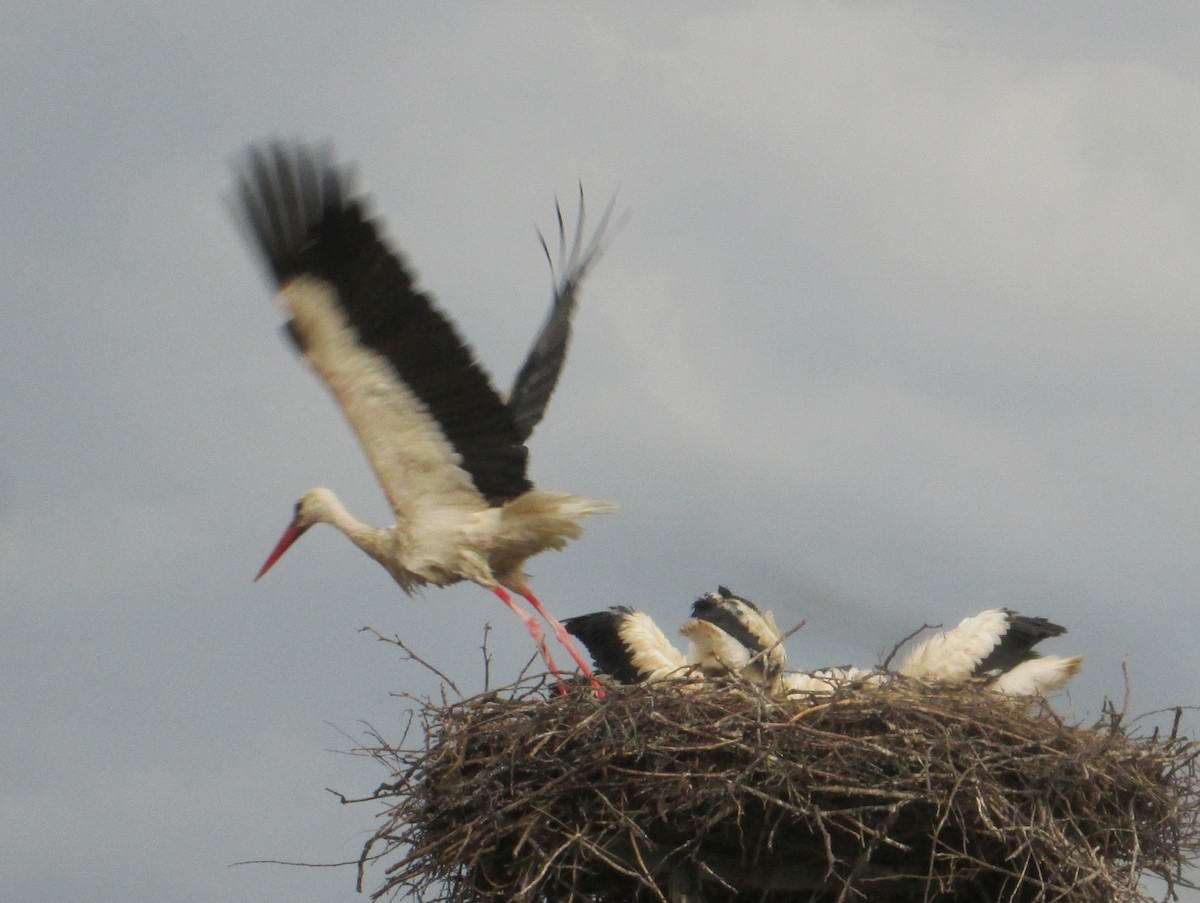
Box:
897, 608, 1082, 696
234, 140, 617, 687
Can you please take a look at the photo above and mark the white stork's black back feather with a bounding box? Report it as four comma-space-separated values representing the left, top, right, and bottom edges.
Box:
235, 141, 532, 502
974, 611, 1067, 678
507, 187, 614, 443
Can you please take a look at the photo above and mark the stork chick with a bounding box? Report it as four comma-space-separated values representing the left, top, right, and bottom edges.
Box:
680, 586, 787, 683
897, 609, 1081, 696
563, 606, 691, 684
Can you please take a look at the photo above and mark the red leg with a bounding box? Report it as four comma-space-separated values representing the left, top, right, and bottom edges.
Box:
491, 586, 567, 695
518, 587, 605, 697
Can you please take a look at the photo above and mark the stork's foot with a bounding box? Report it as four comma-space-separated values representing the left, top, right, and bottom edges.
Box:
518, 587, 606, 698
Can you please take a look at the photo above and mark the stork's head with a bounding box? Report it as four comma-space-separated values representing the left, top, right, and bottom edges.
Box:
254, 488, 338, 580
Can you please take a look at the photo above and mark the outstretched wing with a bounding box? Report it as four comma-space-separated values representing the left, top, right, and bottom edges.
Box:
234, 141, 532, 519
507, 186, 616, 442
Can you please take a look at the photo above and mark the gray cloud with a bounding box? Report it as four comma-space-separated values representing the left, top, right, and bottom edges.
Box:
4, 4, 1198, 900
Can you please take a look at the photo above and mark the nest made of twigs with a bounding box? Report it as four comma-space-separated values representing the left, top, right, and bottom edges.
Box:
351, 676, 1200, 902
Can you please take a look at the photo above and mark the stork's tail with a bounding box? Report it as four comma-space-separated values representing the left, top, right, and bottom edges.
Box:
504, 491, 617, 545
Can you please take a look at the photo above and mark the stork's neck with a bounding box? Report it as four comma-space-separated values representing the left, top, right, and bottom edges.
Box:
311, 489, 388, 555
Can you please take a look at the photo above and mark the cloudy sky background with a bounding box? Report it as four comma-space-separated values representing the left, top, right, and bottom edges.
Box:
5, 4, 1200, 901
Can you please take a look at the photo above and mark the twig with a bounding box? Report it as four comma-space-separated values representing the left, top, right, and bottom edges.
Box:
345, 672, 1200, 902
746, 617, 807, 677
358, 626, 461, 697
480, 622, 492, 691
881, 622, 941, 670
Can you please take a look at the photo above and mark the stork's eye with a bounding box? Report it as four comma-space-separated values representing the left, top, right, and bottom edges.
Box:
294, 500, 303, 516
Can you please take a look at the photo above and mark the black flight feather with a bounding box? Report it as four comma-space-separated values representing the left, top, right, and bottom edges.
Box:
563, 606, 646, 684
234, 141, 532, 502
507, 185, 615, 443
974, 610, 1067, 678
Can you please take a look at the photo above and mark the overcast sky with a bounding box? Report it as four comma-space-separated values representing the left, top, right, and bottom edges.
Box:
5, 4, 1200, 901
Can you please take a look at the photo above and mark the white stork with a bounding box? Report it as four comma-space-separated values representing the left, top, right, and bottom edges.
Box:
234, 141, 617, 686
563, 606, 691, 684
679, 586, 787, 683
897, 608, 1082, 696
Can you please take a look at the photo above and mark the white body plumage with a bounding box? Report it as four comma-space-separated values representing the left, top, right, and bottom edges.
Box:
898, 608, 1081, 696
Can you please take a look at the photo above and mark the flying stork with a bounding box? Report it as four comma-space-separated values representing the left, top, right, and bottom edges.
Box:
234, 140, 617, 686
897, 608, 1082, 696
679, 586, 787, 683
563, 606, 691, 684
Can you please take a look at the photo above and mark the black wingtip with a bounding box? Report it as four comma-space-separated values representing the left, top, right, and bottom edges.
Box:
506, 185, 620, 443
563, 607, 644, 684
975, 610, 1069, 677
232, 138, 534, 502
232, 138, 353, 286
1006, 612, 1068, 641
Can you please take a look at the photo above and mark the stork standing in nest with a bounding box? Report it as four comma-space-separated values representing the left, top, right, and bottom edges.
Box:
234, 140, 616, 688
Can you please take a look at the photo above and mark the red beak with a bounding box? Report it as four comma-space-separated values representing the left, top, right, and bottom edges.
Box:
254, 520, 310, 581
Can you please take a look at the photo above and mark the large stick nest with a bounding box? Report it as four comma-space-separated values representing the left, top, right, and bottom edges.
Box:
353, 677, 1199, 902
